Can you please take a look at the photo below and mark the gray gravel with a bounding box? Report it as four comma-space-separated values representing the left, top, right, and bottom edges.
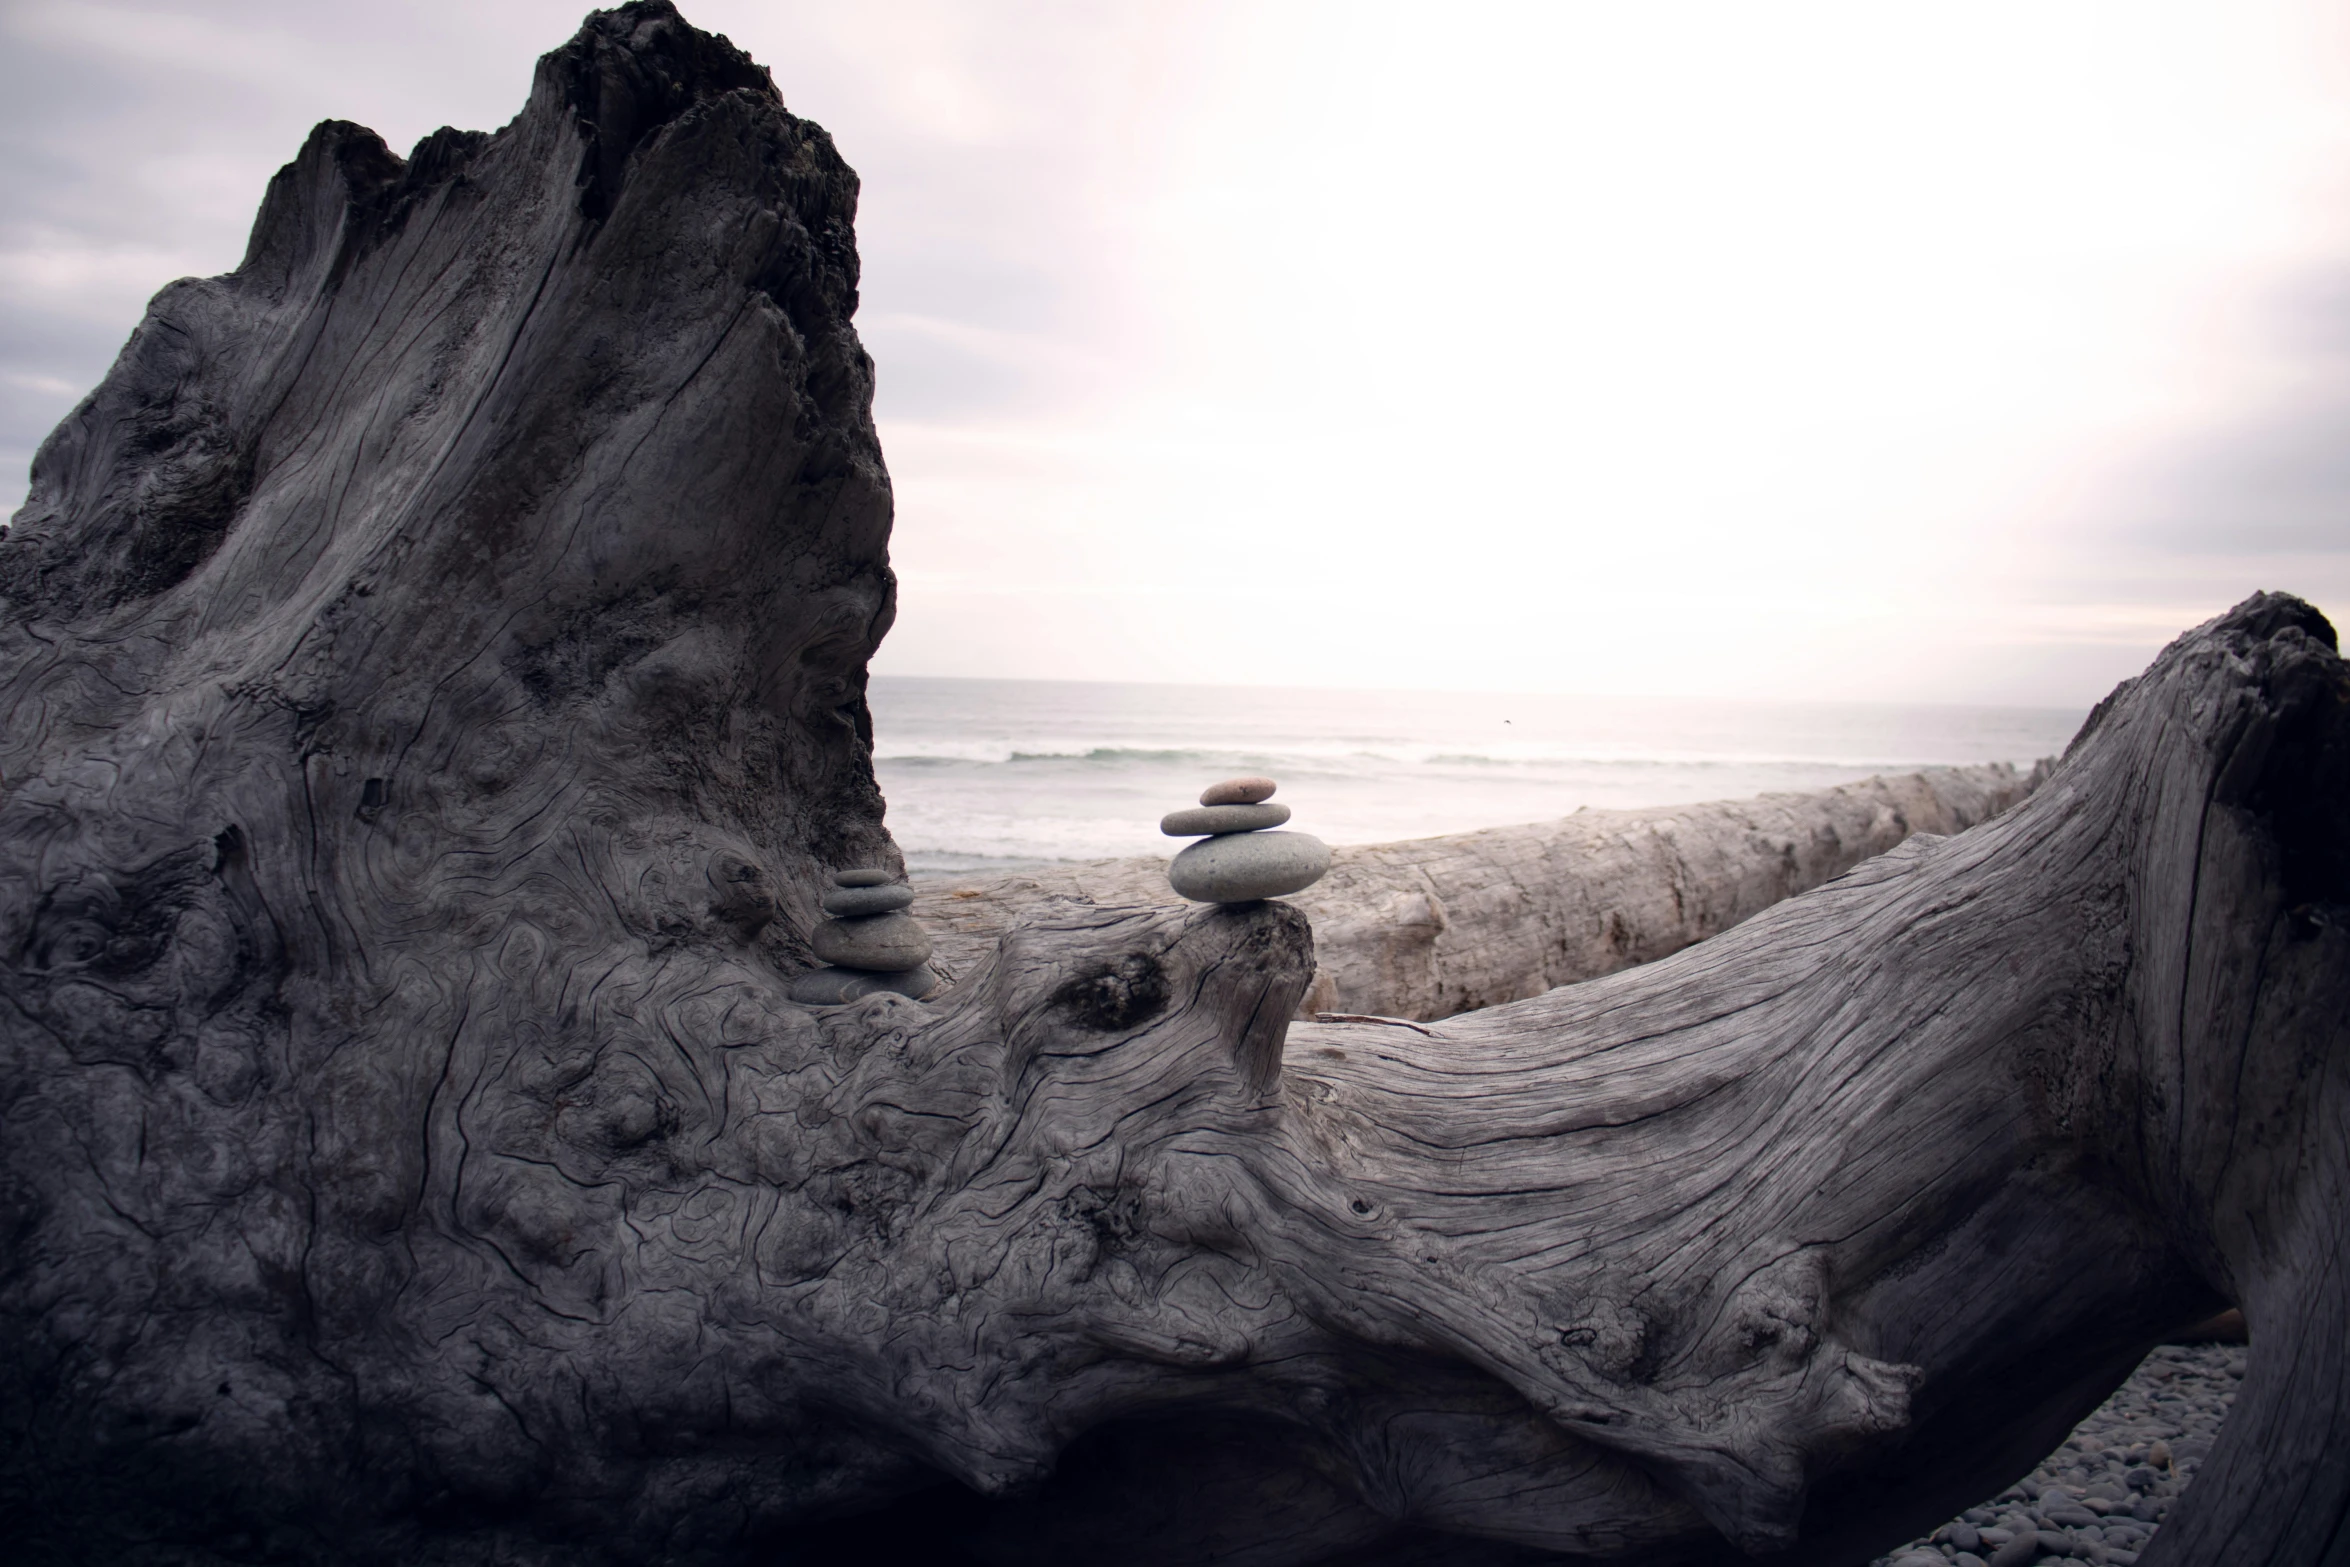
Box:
1871, 1342, 2246, 1566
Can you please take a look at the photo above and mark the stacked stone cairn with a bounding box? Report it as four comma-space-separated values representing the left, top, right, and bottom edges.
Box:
789, 868, 941, 1004
1163, 776, 1333, 903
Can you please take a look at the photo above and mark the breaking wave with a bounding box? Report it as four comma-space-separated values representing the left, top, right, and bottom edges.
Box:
866, 675, 2082, 869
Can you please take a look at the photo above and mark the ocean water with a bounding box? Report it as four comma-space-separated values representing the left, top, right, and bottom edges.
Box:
868, 677, 2086, 875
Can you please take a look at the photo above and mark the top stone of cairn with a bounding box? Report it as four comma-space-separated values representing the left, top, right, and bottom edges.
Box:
835, 867, 894, 888
1200, 776, 1277, 807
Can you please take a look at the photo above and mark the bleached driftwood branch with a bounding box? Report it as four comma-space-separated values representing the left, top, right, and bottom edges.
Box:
2, 8, 2343, 1566
913, 762, 2046, 1022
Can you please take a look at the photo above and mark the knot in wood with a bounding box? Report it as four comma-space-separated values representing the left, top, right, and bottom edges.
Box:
1048, 952, 1169, 1033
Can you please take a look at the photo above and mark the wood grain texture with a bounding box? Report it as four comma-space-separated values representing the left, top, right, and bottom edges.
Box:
1, 7, 2344, 1565
913, 763, 2045, 1023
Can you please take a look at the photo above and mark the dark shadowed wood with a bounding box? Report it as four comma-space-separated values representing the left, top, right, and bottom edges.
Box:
3, 7, 2346, 1565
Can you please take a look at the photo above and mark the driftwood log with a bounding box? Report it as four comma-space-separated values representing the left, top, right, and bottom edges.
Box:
914, 763, 2046, 1022
2, 7, 2346, 1565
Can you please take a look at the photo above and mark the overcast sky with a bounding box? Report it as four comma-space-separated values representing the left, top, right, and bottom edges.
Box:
5, 0, 2348, 704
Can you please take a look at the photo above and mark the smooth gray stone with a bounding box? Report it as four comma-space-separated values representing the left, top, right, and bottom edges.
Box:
1160, 802, 1290, 837
1168, 830, 1331, 903
811, 911, 934, 969
823, 883, 913, 916
790, 964, 939, 1004
1985, 1537, 2039, 1567
1199, 775, 1276, 806
1942, 1522, 1982, 1552
834, 867, 893, 888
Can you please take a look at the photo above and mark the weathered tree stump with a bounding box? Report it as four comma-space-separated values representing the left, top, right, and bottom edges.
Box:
2, 6, 2345, 1565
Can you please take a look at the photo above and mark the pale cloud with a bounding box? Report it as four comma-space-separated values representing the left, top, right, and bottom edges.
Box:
6, 2, 333, 85
0, 235, 211, 318
3, 0, 2348, 704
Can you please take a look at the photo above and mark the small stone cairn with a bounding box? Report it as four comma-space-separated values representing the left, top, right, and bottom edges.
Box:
789, 868, 940, 1004
1163, 776, 1333, 903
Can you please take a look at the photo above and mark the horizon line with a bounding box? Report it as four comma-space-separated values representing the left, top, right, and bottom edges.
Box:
864, 669, 2091, 715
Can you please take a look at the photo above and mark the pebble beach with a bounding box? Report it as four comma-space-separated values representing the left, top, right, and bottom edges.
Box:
1871, 1342, 2245, 1567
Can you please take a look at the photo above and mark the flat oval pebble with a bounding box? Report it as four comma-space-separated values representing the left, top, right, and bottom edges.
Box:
1168, 830, 1330, 903
834, 867, 894, 888
1160, 802, 1290, 837
811, 911, 934, 970
1199, 776, 1276, 806
790, 963, 939, 1005
822, 883, 914, 917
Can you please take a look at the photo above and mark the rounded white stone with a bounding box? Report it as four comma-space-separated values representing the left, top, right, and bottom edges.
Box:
1168, 831, 1331, 903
